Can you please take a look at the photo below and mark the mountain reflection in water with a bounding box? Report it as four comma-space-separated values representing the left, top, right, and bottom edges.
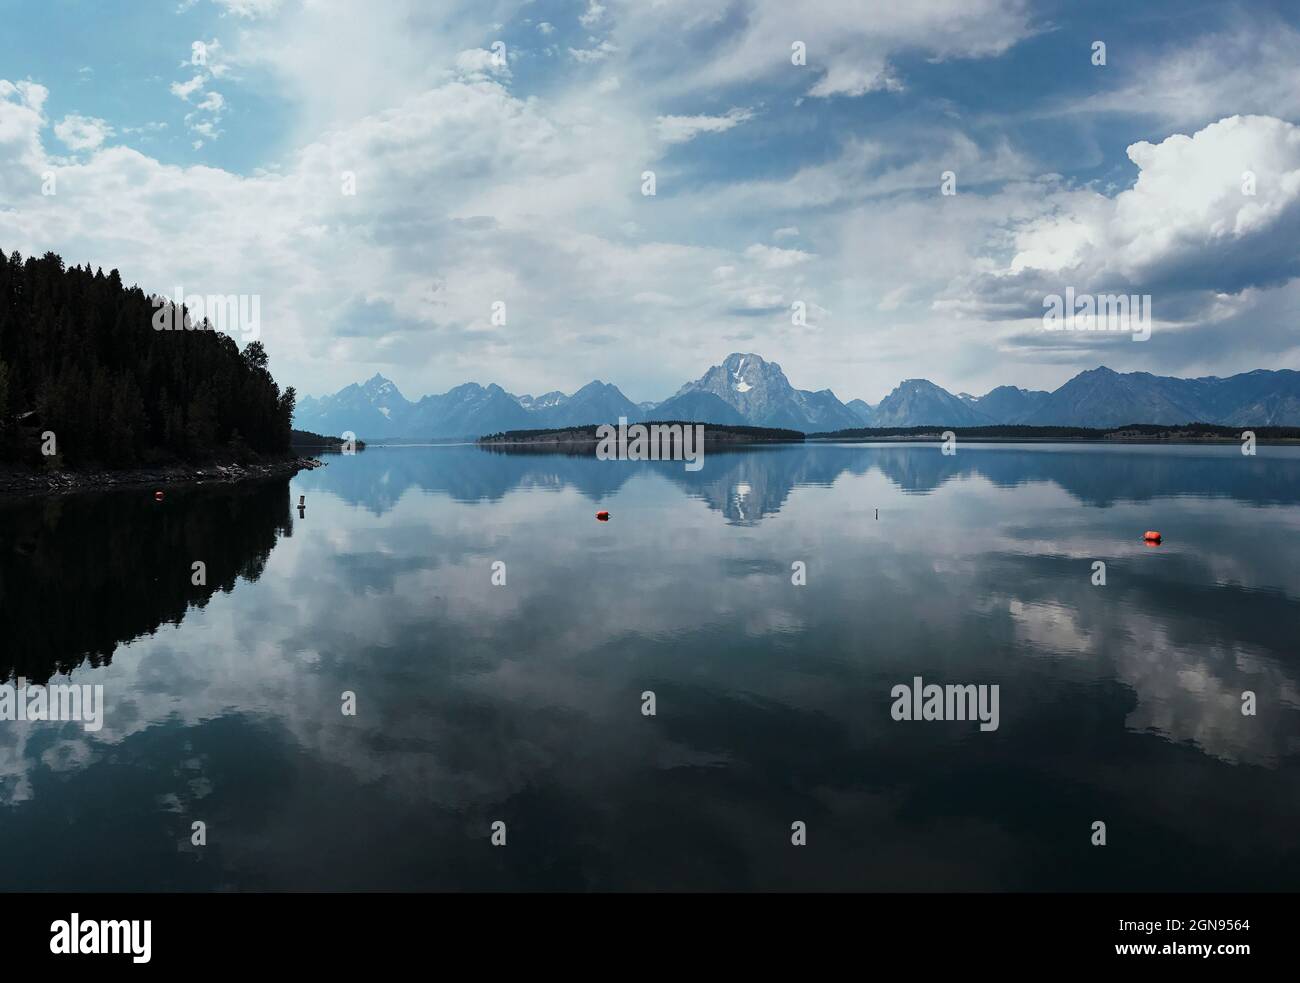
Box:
0, 442, 1296, 891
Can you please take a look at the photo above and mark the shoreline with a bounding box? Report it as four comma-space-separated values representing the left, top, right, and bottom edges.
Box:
477, 434, 1300, 448
0, 455, 325, 500
477, 436, 796, 446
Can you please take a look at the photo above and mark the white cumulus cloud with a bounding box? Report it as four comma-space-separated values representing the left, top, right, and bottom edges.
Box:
1004, 115, 1300, 294
54, 114, 113, 151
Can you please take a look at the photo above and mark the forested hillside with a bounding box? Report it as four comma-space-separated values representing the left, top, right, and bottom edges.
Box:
0, 249, 294, 467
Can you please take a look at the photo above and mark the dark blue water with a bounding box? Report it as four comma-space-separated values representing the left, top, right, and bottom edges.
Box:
1, 442, 1297, 890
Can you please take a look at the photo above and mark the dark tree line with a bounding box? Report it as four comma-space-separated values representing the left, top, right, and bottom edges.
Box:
0, 248, 295, 467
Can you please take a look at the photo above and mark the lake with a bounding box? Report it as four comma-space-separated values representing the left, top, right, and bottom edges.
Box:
1, 442, 1297, 890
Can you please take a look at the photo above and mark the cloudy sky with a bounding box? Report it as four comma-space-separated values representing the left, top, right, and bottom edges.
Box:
1, 0, 1298, 404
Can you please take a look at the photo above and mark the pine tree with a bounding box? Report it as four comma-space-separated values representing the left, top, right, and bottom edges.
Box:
0, 247, 293, 466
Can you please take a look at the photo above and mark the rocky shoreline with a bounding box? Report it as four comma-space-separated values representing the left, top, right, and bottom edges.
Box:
0, 456, 325, 499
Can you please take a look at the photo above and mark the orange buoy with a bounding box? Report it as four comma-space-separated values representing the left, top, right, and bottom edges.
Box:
154, 491, 165, 502
596, 510, 610, 521
1143, 530, 1162, 544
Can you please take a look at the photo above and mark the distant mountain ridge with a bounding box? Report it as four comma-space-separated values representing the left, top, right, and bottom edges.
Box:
670, 353, 864, 432
869, 379, 993, 428
293, 356, 1300, 439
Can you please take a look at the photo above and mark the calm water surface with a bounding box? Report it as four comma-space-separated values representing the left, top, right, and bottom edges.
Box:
2, 442, 1297, 890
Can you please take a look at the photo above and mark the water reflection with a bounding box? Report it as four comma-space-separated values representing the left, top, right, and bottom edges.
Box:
300, 442, 1300, 522
0, 443, 1296, 890
0, 480, 292, 683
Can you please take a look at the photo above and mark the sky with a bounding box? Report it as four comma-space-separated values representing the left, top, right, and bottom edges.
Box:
1, 0, 1299, 404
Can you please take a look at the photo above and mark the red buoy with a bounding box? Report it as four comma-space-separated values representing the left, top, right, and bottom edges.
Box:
1143, 530, 1162, 544
596, 510, 610, 521
154, 491, 165, 502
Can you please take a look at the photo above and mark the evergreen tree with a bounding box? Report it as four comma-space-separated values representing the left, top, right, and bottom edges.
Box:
0, 247, 293, 466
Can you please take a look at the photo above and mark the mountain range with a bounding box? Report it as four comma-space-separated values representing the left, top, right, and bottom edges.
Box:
293, 354, 1300, 439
